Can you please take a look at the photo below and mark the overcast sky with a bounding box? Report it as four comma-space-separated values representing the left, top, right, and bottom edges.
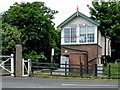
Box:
0, 0, 92, 27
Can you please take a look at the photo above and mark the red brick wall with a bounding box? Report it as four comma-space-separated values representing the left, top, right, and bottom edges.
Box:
61, 44, 102, 72
62, 45, 101, 60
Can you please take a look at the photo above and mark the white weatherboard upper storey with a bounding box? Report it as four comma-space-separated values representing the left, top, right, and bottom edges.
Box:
61, 16, 98, 45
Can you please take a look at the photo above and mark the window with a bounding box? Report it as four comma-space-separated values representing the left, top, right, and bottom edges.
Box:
87, 26, 94, 42
71, 27, 76, 42
64, 28, 70, 43
87, 33, 94, 42
79, 26, 86, 43
63, 25, 95, 44
64, 27, 76, 43
79, 26, 95, 43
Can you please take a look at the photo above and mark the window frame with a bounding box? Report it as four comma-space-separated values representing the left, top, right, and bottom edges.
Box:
79, 26, 95, 43
63, 27, 77, 43
62, 25, 96, 45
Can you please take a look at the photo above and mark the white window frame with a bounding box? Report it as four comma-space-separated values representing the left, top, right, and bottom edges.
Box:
79, 26, 95, 44
61, 25, 97, 45
64, 28, 71, 43
71, 27, 77, 43
63, 27, 77, 43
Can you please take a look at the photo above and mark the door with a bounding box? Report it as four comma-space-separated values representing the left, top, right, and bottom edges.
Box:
69, 53, 87, 73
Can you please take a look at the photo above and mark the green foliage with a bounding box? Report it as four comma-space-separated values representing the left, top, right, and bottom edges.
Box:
0, 14, 2, 55
52, 29, 61, 63
2, 23, 21, 55
2, 2, 60, 62
88, 1, 120, 60
23, 52, 46, 62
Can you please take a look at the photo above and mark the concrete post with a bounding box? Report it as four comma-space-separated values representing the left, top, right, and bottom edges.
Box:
15, 44, 22, 77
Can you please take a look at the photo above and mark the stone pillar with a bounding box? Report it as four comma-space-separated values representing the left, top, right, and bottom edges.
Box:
15, 44, 22, 77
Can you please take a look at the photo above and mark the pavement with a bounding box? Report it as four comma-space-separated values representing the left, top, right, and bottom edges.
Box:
1, 76, 119, 90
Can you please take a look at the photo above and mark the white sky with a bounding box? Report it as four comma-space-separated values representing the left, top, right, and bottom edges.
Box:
0, 0, 92, 27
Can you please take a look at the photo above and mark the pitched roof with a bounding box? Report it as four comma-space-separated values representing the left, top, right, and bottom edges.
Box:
57, 12, 100, 28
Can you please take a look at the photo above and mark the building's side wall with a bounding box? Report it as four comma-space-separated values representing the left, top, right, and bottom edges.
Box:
98, 30, 102, 47
101, 35, 105, 56
106, 37, 111, 56
100, 35, 111, 61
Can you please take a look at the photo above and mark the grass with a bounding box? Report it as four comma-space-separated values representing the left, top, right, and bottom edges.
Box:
68, 72, 94, 78
32, 71, 97, 80
32, 71, 118, 81
32, 62, 120, 80
104, 62, 120, 79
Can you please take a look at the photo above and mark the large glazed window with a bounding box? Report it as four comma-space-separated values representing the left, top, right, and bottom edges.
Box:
64, 27, 77, 43
79, 26, 95, 43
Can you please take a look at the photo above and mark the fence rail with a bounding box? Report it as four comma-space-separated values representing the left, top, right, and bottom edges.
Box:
31, 62, 120, 79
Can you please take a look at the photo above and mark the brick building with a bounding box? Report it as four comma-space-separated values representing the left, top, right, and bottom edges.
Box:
57, 9, 111, 72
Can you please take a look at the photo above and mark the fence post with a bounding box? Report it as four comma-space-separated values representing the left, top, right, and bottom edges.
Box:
65, 61, 67, 77
95, 64, 97, 77
31, 66, 34, 75
80, 63, 83, 78
108, 65, 111, 79
11, 54, 14, 76
50, 63, 53, 76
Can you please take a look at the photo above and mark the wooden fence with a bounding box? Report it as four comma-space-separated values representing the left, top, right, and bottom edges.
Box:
31, 62, 120, 79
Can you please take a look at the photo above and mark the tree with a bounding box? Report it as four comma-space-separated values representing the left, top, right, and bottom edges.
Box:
87, 0, 120, 60
2, 23, 21, 55
52, 29, 61, 63
0, 14, 2, 55
2, 2, 60, 62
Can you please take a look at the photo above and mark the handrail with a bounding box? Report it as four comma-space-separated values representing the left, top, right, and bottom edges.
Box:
88, 57, 97, 63
0, 54, 14, 58
0, 55, 11, 58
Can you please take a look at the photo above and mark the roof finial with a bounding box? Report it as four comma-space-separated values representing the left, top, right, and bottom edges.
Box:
76, 5, 79, 16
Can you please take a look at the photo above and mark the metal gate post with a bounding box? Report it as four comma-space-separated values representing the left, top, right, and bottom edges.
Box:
10, 54, 14, 76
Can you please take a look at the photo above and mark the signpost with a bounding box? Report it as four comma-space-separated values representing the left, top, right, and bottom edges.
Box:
51, 48, 54, 63
51, 48, 54, 75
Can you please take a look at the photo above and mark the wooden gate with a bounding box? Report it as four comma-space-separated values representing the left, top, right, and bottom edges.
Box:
22, 59, 31, 76
0, 54, 14, 76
